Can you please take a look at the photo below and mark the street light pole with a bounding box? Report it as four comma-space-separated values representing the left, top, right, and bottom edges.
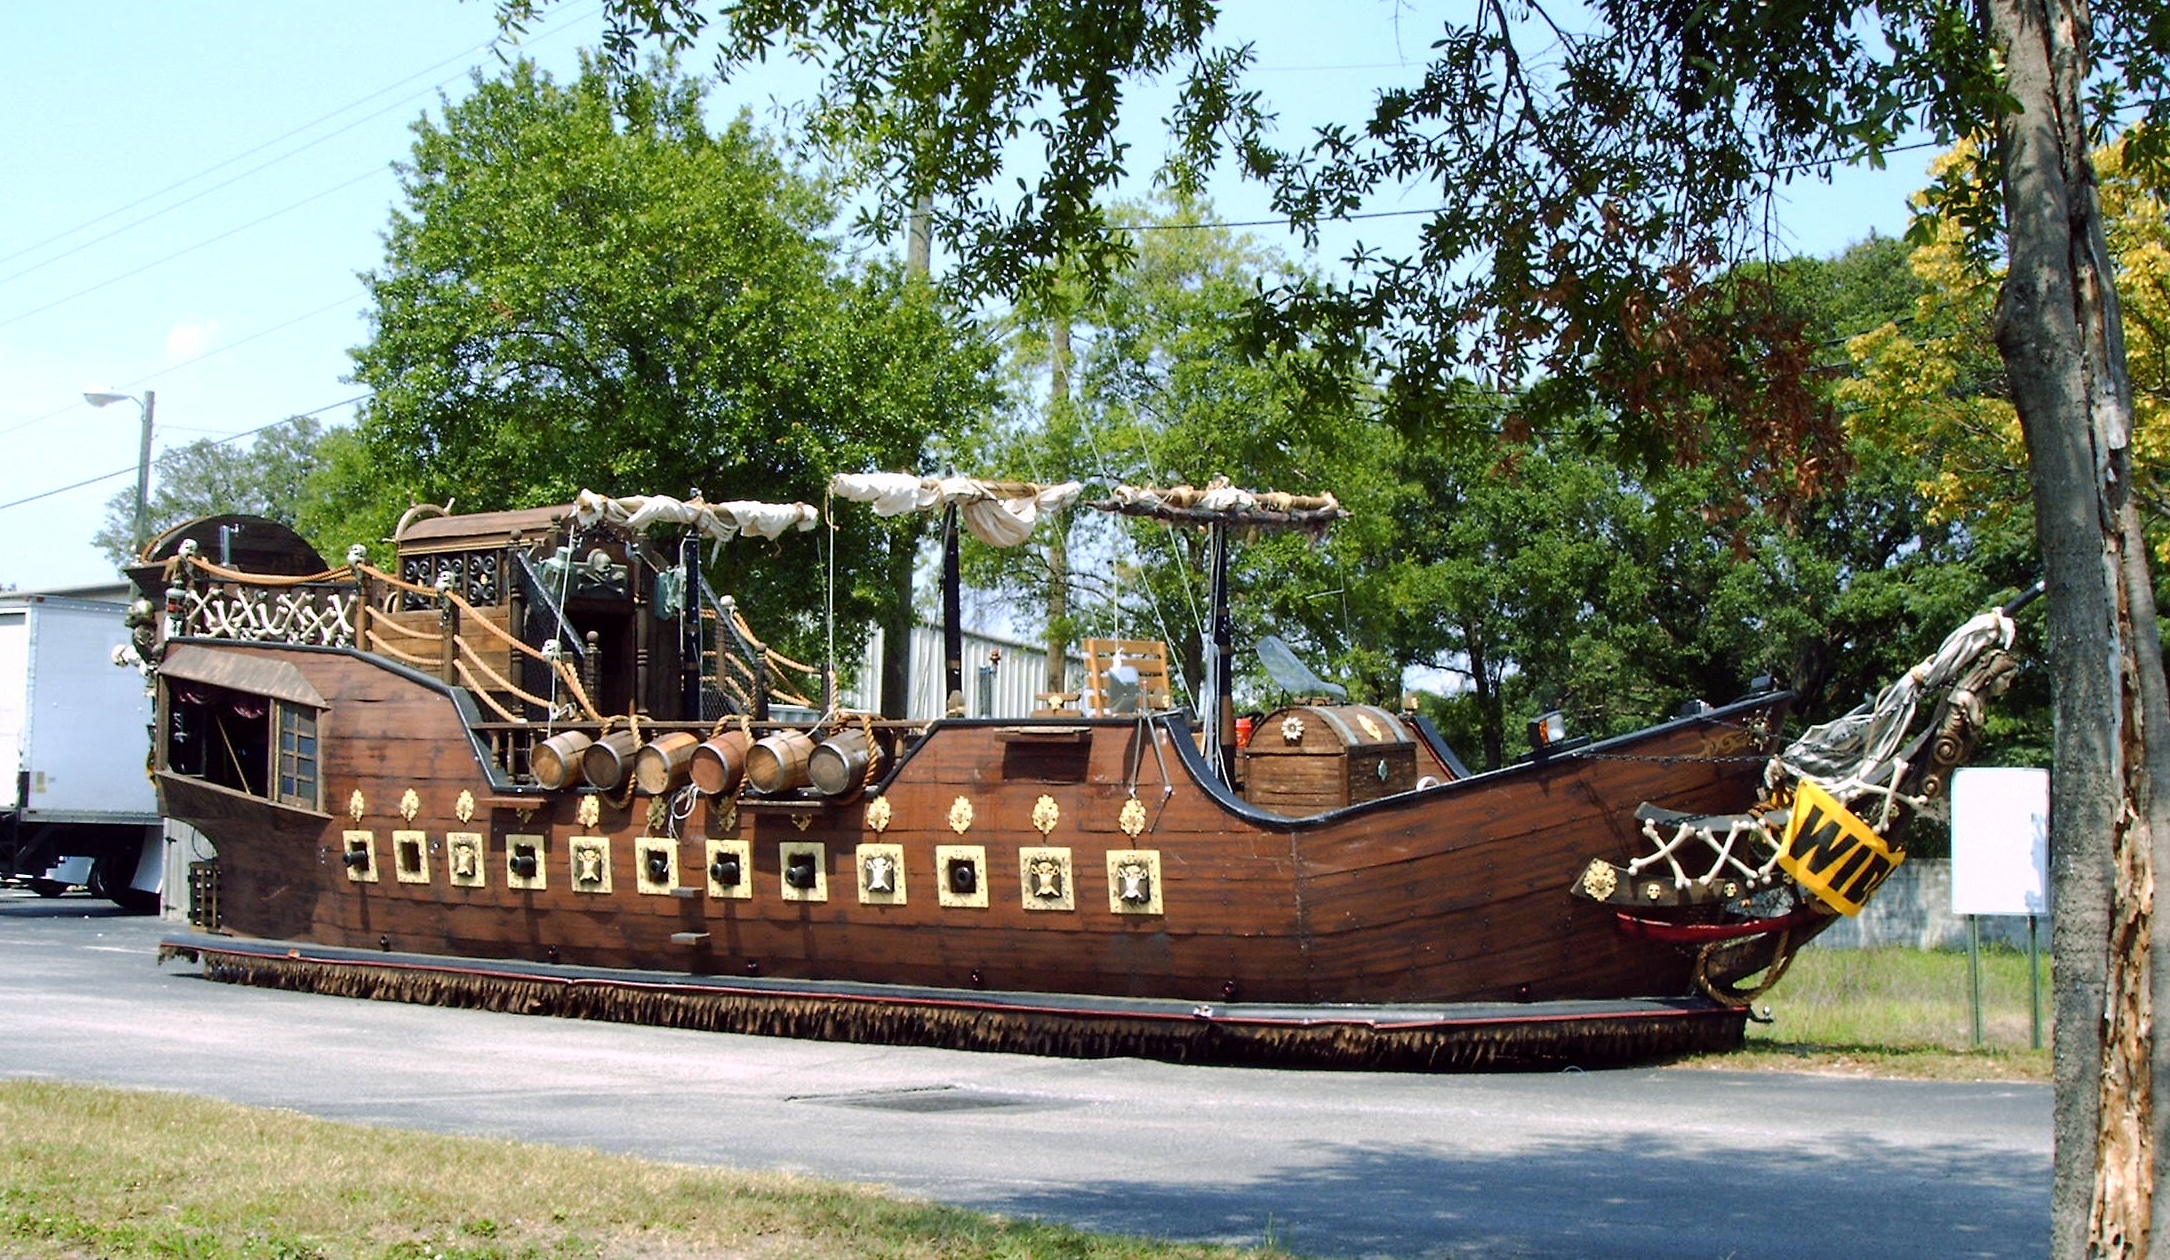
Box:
83, 388, 156, 555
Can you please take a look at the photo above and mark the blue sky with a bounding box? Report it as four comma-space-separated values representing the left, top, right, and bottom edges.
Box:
0, 2, 1935, 592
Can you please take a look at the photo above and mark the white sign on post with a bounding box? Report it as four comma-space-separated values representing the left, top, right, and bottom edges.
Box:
1950, 766, 2050, 916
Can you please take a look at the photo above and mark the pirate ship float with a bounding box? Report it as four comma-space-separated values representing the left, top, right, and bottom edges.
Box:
143, 478, 2022, 1069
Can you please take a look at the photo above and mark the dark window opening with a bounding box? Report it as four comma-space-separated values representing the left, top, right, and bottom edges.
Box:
167, 682, 322, 810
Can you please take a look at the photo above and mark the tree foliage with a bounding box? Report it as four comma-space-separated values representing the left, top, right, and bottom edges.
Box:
343, 57, 999, 653
93, 417, 334, 568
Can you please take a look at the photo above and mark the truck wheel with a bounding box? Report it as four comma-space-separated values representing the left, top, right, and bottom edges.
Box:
85, 858, 119, 903
26, 878, 69, 898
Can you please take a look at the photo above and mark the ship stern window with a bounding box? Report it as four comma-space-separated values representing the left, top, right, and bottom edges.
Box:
277, 703, 319, 809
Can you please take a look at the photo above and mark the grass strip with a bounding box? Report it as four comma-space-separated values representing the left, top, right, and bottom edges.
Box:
1679, 944, 2053, 1081
0, 1080, 1293, 1260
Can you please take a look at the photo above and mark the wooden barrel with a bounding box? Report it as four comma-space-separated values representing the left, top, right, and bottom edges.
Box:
689, 730, 753, 796
808, 733, 883, 798
532, 730, 593, 790
633, 732, 700, 796
581, 729, 642, 791
746, 730, 816, 794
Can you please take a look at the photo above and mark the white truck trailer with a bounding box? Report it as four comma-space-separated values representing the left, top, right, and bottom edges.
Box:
0, 586, 162, 911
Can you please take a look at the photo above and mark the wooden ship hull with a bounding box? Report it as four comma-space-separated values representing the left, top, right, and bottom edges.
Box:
137, 491, 2000, 1069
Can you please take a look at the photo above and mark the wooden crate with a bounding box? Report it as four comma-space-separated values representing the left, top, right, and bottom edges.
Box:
1240, 703, 1417, 816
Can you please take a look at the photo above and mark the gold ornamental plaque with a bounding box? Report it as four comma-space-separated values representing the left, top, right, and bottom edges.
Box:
857, 842, 907, 905
1106, 849, 1164, 915
569, 836, 612, 894
447, 832, 486, 888
1019, 846, 1074, 912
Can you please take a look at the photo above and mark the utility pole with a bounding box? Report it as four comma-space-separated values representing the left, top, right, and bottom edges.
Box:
133, 390, 156, 553
84, 388, 156, 554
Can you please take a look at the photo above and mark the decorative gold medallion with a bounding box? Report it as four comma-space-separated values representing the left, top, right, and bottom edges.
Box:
1106, 848, 1164, 915
791, 812, 814, 832
505, 834, 547, 891
1118, 796, 1147, 839
347, 789, 366, 823
340, 830, 378, 883
704, 838, 751, 899
399, 788, 421, 822
634, 837, 678, 896
778, 841, 827, 902
856, 842, 907, 905
646, 796, 670, 834
1280, 715, 1306, 743
569, 836, 612, 894
454, 789, 475, 825
947, 795, 974, 835
392, 829, 430, 884
710, 801, 739, 835
576, 794, 601, 829
865, 794, 893, 833
1030, 794, 1060, 836
447, 832, 486, 888
1357, 712, 1383, 741
935, 844, 988, 909
1019, 846, 1074, 912
1579, 859, 1618, 901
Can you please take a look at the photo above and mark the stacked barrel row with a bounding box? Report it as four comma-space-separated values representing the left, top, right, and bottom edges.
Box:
529, 727, 881, 800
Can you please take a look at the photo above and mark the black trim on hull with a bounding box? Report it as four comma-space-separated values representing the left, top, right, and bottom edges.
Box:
161, 935, 1748, 1072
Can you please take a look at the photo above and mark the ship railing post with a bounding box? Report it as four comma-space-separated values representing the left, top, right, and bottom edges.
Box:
438, 581, 460, 685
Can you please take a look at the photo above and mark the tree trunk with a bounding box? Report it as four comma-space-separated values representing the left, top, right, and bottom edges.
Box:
1987, 0, 2170, 1255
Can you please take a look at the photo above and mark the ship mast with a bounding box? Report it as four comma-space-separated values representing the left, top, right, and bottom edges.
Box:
1086, 481, 1345, 783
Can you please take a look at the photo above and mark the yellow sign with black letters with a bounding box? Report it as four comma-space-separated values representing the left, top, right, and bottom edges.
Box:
1778, 779, 1905, 916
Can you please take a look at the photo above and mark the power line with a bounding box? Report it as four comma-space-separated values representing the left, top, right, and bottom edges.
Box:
0, 289, 368, 442
0, 45, 494, 271
0, 1, 606, 271
0, 89, 458, 291
0, 169, 386, 332
0, 393, 372, 516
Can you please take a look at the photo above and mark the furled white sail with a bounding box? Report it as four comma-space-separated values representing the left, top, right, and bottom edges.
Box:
572, 490, 819, 544
827, 474, 1082, 548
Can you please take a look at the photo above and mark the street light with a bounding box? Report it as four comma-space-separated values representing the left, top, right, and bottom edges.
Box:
83, 388, 155, 554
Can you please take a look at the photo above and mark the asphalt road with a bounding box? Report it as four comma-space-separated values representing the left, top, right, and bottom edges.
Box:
0, 887, 2048, 1260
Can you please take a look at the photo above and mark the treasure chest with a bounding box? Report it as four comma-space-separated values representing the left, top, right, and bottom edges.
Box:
1240, 704, 1418, 815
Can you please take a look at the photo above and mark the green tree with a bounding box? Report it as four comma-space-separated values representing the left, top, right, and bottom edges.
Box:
960, 196, 1391, 708
342, 57, 998, 658
92, 417, 332, 568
